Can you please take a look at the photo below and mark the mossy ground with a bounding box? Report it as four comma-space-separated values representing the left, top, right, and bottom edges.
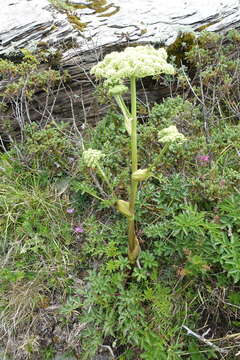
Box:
1, 30, 240, 359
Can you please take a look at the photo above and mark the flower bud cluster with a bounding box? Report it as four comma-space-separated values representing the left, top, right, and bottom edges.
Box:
82, 148, 104, 168
103, 78, 129, 96
158, 125, 186, 143
108, 84, 128, 96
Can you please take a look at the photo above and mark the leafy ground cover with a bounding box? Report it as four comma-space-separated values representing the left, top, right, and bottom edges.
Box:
1, 30, 240, 359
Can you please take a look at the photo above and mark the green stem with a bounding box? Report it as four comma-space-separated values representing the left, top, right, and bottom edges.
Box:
157, 143, 170, 163
115, 95, 131, 119
115, 95, 132, 135
96, 162, 113, 192
128, 76, 140, 263
84, 190, 105, 202
130, 78, 137, 170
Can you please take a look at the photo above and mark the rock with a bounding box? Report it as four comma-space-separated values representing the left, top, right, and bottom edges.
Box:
1, 0, 240, 140
0, 0, 74, 56
1, 0, 240, 55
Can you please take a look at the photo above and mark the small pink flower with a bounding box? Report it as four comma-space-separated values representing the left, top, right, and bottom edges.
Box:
196, 155, 209, 163
67, 208, 75, 214
74, 226, 84, 234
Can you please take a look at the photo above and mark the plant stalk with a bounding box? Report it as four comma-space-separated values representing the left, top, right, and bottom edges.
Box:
128, 76, 140, 263
96, 162, 113, 192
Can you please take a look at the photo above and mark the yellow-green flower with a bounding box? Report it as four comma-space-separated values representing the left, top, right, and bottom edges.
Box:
108, 84, 128, 96
103, 78, 129, 96
91, 45, 175, 82
83, 148, 104, 168
158, 125, 186, 143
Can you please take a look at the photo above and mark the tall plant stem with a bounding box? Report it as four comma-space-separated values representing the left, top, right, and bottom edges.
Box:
128, 76, 140, 263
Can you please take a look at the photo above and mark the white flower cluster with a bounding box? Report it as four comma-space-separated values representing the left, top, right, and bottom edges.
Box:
158, 125, 186, 143
90, 45, 175, 82
82, 148, 104, 168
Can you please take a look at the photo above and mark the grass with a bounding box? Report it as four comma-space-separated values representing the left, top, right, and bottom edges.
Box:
1, 30, 240, 359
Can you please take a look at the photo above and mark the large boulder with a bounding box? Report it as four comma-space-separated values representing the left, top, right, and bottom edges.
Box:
1, 0, 240, 54
0, 0, 240, 140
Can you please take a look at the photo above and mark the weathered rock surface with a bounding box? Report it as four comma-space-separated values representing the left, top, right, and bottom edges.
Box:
1, 0, 240, 138
1, 0, 240, 54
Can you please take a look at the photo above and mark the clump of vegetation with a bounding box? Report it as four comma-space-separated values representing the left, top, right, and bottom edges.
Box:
0, 49, 67, 101
0, 123, 81, 359
1, 29, 240, 360
0, 48, 69, 148
167, 31, 196, 66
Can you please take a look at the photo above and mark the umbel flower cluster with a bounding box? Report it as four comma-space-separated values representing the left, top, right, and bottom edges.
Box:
90, 45, 175, 85
82, 148, 104, 168
158, 125, 186, 143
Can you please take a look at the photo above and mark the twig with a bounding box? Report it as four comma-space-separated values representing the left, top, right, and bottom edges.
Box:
89, 169, 108, 198
181, 67, 203, 105
182, 325, 228, 354
136, 259, 141, 269
101, 344, 115, 358
0, 135, 7, 152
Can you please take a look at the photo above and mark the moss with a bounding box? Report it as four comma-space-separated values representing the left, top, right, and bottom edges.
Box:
167, 23, 221, 67
167, 31, 196, 67
195, 20, 219, 32
50, 0, 120, 33
67, 14, 87, 31
36, 41, 49, 49
96, 5, 120, 17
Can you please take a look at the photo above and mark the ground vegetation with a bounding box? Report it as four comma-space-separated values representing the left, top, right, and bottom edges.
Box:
0, 30, 240, 359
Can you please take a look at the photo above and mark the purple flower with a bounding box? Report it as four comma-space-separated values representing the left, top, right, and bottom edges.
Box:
67, 208, 75, 214
196, 155, 209, 163
74, 226, 84, 234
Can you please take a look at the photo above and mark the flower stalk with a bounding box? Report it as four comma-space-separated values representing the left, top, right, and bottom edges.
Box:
82, 148, 113, 193
95, 162, 113, 192
90, 45, 176, 265
128, 76, 140, 263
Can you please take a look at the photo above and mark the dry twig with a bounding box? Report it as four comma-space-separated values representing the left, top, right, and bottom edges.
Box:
182, 325, 228, 354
